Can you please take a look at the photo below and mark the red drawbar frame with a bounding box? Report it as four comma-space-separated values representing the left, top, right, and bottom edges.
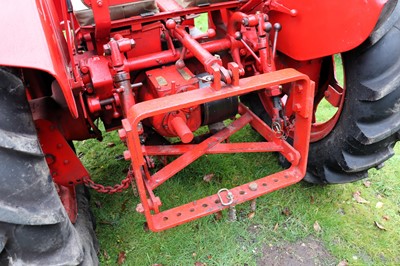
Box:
124, 68, 314, 231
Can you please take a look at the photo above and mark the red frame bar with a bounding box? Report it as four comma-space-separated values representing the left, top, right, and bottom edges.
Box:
125, 68, 314, 231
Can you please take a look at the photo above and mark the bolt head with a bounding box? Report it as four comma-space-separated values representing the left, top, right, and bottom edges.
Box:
249, 182, 258, 191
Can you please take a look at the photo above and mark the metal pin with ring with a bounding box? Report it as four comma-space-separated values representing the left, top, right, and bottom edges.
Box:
217, 188, 237, 221
217, 188, 234, 206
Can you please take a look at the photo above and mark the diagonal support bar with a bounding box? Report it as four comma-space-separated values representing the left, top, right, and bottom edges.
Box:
148, 112, 252, 190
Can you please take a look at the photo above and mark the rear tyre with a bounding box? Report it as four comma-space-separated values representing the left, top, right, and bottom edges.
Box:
0, 68, 98, 265
304, 11, 400, 184
243, 9, 400, 184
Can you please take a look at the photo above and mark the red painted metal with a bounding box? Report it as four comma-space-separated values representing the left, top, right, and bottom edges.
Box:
268, 0, 386, 60
57, 184, 78, 223
124, 68, 314, 231
126, 38, 233, 71
0, 0, 78, 118
139, 65, 202, 140
310, 56, 346, 142
36, 119, 91, 222
36, 119, 89, 187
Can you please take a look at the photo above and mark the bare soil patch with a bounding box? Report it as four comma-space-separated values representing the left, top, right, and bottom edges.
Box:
257, 236, 336, 266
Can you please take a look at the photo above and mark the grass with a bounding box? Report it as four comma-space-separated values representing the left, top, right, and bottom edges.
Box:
75, 123, 400, 265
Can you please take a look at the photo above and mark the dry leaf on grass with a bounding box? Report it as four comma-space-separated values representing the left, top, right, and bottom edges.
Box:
337, 260, 348, 266
94, 200, 102, 208
247, 212, 255, 219
103, 249, 110, 260
313, 221, 322, 232
107, 142, 115, 147
273, 223, 279, 231
383, 215, 390, 221
310, 195, 315, 204
117, 251, 126, 265
363, 180, 371, 188
194, 262, 206, 266
282, 207, 292, 216
353, 191, 370, 204
214, 211, 223, 221
203, 173, 214, 182
374, 221, 386, 230
375, 202, 383, 209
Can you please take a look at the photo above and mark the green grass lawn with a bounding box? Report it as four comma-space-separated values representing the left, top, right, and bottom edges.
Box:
75, 122, 400, 265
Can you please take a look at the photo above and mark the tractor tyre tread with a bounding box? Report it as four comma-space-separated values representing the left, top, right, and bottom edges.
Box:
0, 68, 98, 265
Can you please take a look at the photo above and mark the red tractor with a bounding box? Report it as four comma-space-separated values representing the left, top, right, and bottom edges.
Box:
0, 0, 399, 264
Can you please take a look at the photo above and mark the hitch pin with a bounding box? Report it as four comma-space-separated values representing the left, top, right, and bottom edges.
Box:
272, 23, 282, 58
217, 188, 234, 206
217, 188, 236, 221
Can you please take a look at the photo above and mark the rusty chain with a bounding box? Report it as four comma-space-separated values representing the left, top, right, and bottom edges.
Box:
83, 170, 134, 194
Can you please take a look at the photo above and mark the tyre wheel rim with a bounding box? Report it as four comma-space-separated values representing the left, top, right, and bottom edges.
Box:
310, 54, 346, 142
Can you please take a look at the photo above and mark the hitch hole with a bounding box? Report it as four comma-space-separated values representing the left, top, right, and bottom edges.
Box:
215, 199, 220, 204
262, 183, 267, 187
239, 191, 245, 195
163, 217, 168, 221
69, 181, 74, 185
202, 204, 208, 208
190, 208, 195, 212
76, 179, 81, 182
284, 175, 289, 179
177, 213, 182, 217
273, 179, 278, 183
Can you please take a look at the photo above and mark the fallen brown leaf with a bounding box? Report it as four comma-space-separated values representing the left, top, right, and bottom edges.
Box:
383, 215, 390, 221
374, 221, 386, 230
214, 211, 223, 221
337, 260, 348, 266
353, 191, 369, 204
121, 198, 129, 212
313, 221, 322, 233
247, 212, 255, 219
363, 180, 371, 188
107, 142, 116, 147
282, 207, 292, 216
273, 223, 279, 231
310, 195, 315, 204
194, 262, 206, 266
203, 173, 214, 183
95, 201, 102, 208
117, 251, 126, 265
207, 255, 212, 259
103, 249, 110, 260
152, 264, 163, 266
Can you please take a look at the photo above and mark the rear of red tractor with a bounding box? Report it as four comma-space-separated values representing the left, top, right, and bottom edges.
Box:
1, 0, 399, 264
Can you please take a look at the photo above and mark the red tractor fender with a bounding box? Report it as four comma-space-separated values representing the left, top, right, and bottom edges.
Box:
269, 0, 387, 60
0, 0, 78, 118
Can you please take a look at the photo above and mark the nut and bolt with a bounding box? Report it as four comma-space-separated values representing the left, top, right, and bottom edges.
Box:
249, 182, 258, 191
250, 199, 257, 212
228, 206, 237, 222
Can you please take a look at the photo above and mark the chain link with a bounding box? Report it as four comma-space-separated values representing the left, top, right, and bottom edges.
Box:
83, 170, 134, 194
